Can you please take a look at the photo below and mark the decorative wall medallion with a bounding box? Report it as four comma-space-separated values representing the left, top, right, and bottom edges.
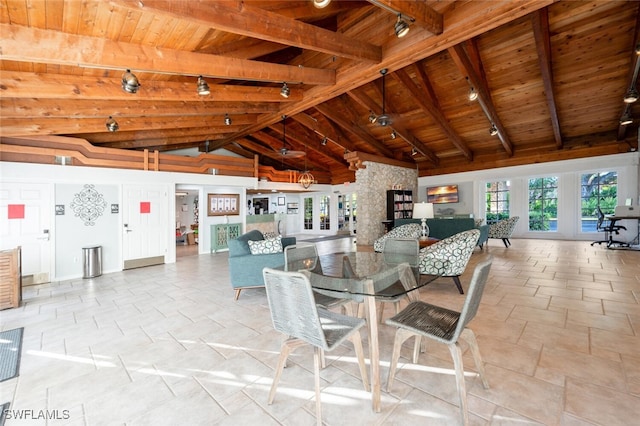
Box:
70, 184, 107, 226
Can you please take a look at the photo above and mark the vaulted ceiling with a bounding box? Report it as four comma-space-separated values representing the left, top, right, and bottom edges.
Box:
1, 0, 638, 184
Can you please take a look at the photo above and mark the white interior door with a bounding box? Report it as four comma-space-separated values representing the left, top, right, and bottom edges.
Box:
0, 182, 52, 284
122, 184, 168, 267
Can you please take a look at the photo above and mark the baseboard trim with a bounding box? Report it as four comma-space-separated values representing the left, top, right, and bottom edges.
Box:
124, 256, 165, 270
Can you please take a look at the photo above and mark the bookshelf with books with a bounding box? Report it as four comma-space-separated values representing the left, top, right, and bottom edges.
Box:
386, 190, 413, 220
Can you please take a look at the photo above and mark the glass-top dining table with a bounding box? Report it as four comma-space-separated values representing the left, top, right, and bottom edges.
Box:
285, 250, 445, 412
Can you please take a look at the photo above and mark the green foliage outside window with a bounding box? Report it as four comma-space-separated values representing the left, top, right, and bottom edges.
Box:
485, 181, 510, 225
580, 171, 618, 232
528, 177, 558, 231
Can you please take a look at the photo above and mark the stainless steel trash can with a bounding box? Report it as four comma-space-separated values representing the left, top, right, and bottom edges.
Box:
82, 245, 102, 278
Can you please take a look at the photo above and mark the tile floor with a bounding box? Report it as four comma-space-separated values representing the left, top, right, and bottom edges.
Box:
1, 237, 639, 425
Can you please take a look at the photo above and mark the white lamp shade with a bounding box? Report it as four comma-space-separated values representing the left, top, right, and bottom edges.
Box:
413, 202, 434, 219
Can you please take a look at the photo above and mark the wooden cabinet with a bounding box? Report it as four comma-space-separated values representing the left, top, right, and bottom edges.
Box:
211, 223, 241, 253
386, 190, 413, 220
0, 246, 22, 310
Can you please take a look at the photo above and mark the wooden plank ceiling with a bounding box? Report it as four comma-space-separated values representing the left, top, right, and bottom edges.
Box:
1, 0, 638, 184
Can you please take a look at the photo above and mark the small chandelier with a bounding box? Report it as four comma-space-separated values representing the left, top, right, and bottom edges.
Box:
298, 171, 315, 189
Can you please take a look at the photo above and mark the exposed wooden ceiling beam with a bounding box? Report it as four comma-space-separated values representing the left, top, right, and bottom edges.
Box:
100, 135, 212, 151
122, 0, 382, 62
218, 1, 552, 145
346, 87, 439, 164
393, 68, 473, 160
247, 131, 327, 172
368, 0, 443, 35
0, 71, 303, 102
291, 111, 357, 157
448, 43, 513, 156
234, 136, 291, 163
269, 120, 345, 166
317, 97, 395, 158
0, 24, 335, 85
308, 111, 361, 154
78, 128, 228, 145
0, 98, 279, 119
0, 115, 254, 137
532, 9, 563, 149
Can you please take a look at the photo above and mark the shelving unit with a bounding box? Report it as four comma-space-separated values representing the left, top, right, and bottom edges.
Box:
386, 190, 413, 220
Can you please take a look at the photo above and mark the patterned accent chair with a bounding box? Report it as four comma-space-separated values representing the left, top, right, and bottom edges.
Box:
418, 229, 480, 294
487, 216, 519, 247
373, 223, 422, 252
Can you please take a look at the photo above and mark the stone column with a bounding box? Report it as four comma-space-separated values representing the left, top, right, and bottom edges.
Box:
355, 162, 418, 246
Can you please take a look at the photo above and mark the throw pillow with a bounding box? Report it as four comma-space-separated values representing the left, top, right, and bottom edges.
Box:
248, 235, 283, 254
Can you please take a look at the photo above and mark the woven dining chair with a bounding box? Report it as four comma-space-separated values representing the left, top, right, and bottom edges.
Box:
378, 238, 420, 321
386, 256, 493, 426
262, 267, 369, 426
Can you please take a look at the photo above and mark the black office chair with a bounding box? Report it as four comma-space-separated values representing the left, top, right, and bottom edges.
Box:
591, 206, 626, 248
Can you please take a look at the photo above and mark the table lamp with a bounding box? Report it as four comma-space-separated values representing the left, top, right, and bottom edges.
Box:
412, 202, 434, 240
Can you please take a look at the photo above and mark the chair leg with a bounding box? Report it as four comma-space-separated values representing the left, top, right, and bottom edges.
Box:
349, 332, 370, 392
234, 288, 242, 301
269, 338, 305, 404
378, 302, 385, 323
387, 328, 415, 392
411, 335, 424, 363
460, 329, 489, 389
502, 238, 510, 247
448, 342, 470, 426
452, 276, 464, 294
313, 347, 323, 426
356, 303, 365, 319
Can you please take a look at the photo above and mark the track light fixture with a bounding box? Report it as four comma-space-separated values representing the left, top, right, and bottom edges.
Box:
368, 112, 378, 124
620, 105, 633, 125
390, 130, 397, 140
106, 116, 119, 132
197, 76, 210, 95
620, 112, 633, 126
411, 147, 417, 156
321, 136, 328, 146
468, 86, 478, 101
623, 87, 638, 103
280, 82, 290, 98
312, 0, 331, 8
121, 69, 140, 93
489, 123, 498, 136
465, 76, 478, 101
394, 14, 410, 38
224, 113, 232, 126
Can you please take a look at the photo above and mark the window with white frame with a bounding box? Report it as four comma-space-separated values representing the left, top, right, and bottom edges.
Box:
528, 177, 558, 231
580, 171, 618, 232
485, 181, 510, 225
319, 195, 330, 230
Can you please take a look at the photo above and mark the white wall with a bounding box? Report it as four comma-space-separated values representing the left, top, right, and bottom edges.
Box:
0, 161, 257, 281
416, 152, 640, 241
55, 183, 120, 279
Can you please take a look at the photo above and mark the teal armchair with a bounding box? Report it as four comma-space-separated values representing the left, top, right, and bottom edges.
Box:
228, 230, 296, 300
